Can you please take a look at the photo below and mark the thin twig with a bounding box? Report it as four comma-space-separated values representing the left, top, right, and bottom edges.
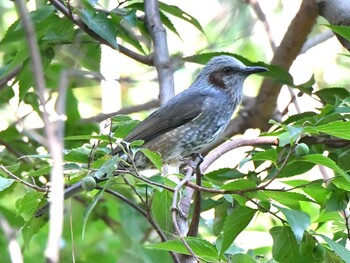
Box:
171, 161, 200, 262
102, 188, 180, 263
0, 66, 22, 90
244, 0, 276, 51
0, 165, 47, 192
81, 99, 160, 123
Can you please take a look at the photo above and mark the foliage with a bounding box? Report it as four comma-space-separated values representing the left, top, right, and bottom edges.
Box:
0, 1, 350, 263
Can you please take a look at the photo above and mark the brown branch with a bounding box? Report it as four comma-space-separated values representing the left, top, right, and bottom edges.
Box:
244, 0, 276, 51
81, 99, 160, 123
201, 137, 279, 172
48, 0, 153, 65
171, 157, 201, 262
0, 66, 22, 90
187, 166, 202, 237
144, 0, 175, 104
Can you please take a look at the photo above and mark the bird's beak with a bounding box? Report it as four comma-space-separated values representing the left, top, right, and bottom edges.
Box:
244, 66, 268, 75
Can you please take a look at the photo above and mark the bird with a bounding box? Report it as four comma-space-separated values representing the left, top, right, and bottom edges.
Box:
35, 55, 268, 217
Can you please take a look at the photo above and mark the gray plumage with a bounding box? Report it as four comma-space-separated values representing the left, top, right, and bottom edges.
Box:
35, 55, 267, 217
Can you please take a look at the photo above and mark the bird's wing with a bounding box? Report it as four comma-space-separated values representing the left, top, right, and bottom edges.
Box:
123, 91, 206, 143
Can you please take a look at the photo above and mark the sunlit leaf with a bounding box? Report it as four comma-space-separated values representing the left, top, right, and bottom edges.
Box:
145, 237, 218, 262
316, 121, 350, 140
319, 234, 350, 262
220, 206, 256, 256
275, 205, 311, 243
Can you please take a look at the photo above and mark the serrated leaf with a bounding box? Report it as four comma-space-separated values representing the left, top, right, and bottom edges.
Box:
205, 168, 246, 183
159, 10, 181, 39
270, 226, 314, 263
220, 206, 256, 256
319, 234, 350, 262
140, 148, 162, 171
151, 190, 172, 235
258, 191, 312, 210
316, 121, 350, 140
94, 155, 119, 179
251, 148, 278, 166
275, 205, 311, 243
221, 179, 256, 191
0, 176, 15, 191
145, 237, 218, 262
315, 87, 350, 104
158, 2, 204, 33
64, 147, 91, 163
298, 154, 349, 181
77, 9, 118, 49
16, 190, 43, 222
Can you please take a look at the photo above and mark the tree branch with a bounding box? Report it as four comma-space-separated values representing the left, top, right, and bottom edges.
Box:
14, 1, 65, 262
48, 0, 153, 65
144, 0, 175, 104
81, 99, 160, 123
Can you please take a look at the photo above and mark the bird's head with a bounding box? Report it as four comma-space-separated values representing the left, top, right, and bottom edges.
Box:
195, 55, 268, 98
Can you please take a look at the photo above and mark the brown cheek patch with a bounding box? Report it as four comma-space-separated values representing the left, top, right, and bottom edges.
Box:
209, 71, 226, 89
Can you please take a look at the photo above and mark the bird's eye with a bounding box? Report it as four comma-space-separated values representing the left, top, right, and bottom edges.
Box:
223, 67, 233, 74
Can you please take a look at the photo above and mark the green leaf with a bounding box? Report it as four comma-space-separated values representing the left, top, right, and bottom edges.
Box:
0, 176, 15, 191
64, 147, 91, 163
231, 253, 257, 263
325, 24, 350, 41
205, 168, 245, 183
145, 237, 218, 262
316, 121, 350, 140
64, 134, 111, 141
82, 189, 104, 239
221, 179, 256, 191
158, 2, 204, 33
251, 148, 278, 166
159, 10, 181, 39
77, 9, 118, 49
220, 206, 256, 256
16, 190, 43, 222
319, 234, 350, 262
94, 155, 119, 179
298, 154, 349, 181
275, 205, 311, 243
315, 87, 350, 104
112, 115, 140, 138
22, 216, 46, 249
257, 191, 312, 210
151, 190, 173, 235
270, 226, 314, 263
27, 166, 51, 177
140, 149, 162, 171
